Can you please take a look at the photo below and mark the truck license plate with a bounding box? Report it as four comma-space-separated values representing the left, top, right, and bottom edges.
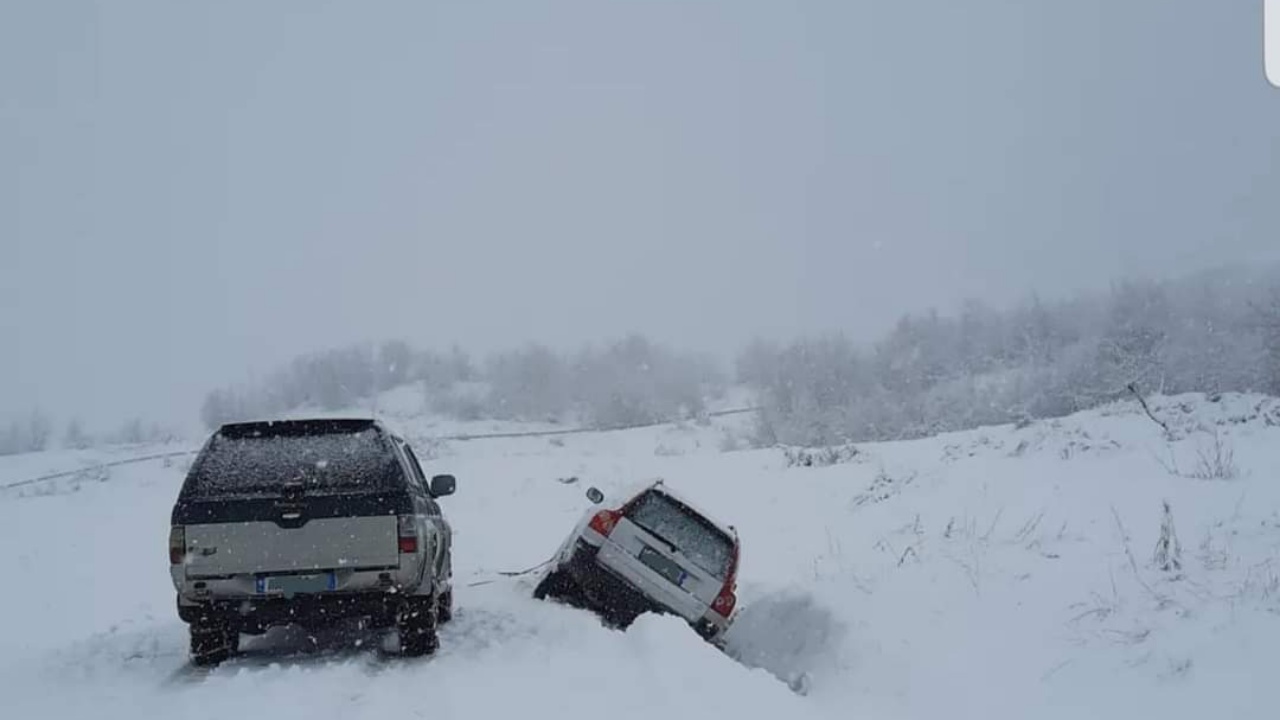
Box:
257, 572, 336, 595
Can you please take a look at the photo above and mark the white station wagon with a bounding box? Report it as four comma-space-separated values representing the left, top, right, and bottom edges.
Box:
533, 480, 740, 644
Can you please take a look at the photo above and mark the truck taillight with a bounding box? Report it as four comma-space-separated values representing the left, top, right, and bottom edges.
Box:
588, 509, 621, 536
397, 514, 418, 554
169, 526, 186, 565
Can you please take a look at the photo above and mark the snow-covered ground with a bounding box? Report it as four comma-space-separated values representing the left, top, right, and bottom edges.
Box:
2, 392, 1279, 719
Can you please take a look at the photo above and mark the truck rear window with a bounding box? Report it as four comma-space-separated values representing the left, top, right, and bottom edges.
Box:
625, 490, 734, 579
184, 427, 403, 498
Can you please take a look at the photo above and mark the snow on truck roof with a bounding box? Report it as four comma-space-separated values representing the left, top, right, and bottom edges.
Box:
192, 419, 402, 491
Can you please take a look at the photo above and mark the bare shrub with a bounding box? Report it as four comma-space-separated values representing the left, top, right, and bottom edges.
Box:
1155, 427, 1239, 481
1190, 428, 1237, 480
1197, 530, 1230, 571
850, 467, 917, 508
1152, 500, 1183, 574
782, 443, 860, 468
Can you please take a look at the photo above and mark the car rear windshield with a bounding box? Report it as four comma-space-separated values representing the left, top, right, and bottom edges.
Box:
184, 426, 403, 498
625, 490, 734, 579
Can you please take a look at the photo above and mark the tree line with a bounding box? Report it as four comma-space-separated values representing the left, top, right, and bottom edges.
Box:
0, 413, 176, 456
199, 334, 725, 432
742, 266, 1280, 446
7, 264, 1277, 457
197, 265, 1280, 447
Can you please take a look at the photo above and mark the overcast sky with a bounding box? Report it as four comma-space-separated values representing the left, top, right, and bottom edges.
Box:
3, 0, 1279, 432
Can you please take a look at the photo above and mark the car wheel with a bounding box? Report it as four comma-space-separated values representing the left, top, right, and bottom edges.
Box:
533, 568, 572, 601
398, 595, 439, 657
190, 620, 237, 666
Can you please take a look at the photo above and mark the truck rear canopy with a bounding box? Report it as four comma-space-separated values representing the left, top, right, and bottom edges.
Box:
182, 418, 404, 499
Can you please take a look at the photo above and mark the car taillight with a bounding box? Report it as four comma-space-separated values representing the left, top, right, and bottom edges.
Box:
712, 586, 737, 617
169, 526, 186, 565
711, 539, 740, 618
397, 514, 418, 554
588, 509, 621, 536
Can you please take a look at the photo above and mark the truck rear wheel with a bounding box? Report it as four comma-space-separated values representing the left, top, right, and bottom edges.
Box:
190, 620, 238, 666
398, 595, 439, 657
437, 589, 454, 624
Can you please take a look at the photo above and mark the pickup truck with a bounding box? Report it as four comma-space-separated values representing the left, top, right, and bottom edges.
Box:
169, 418, 456, 665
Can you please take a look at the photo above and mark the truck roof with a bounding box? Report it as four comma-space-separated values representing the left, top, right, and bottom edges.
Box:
181, 418, 403, 500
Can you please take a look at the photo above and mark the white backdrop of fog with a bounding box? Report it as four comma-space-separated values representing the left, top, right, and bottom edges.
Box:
3, 0, 1279, 433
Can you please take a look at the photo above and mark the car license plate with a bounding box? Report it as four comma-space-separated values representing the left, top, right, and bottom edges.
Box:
638, 545, 688, 588
256, 572, 336, 595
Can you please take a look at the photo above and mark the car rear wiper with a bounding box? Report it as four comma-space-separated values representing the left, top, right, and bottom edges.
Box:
633, 522, 680, 553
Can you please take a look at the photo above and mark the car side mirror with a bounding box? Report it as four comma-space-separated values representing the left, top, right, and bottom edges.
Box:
585, 486, 604, 504
430, 474, 456, 497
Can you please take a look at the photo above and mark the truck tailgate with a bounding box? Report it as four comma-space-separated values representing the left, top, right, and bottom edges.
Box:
183, 516, 399, 577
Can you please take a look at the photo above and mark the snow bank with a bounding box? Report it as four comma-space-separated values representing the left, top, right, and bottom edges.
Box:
722, 587, 849, 693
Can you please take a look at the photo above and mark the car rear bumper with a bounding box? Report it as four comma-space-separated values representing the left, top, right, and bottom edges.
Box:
562, 540, 663, 620
559, 541, 726, 641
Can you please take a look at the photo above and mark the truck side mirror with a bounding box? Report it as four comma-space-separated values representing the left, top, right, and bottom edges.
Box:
430, 474, 456, 497
585, 487, 604, 504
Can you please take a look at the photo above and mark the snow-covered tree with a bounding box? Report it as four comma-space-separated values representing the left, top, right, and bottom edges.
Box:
484, 343, 572, 421
116, 418, 146, 445
0, 421, 21, 456
739, 265, 1280, 448
1097, 280, 1172, 396
1256, 284, 1280, 395
63, 418, 92, 450
25, 410, 51, 452
376, 340, 415, 392
573, 334, 718, 429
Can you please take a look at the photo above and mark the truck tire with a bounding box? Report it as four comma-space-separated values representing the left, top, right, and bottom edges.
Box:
190, 620, 238, 666
437, 589, 454, 625
398, 595, 439, 657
